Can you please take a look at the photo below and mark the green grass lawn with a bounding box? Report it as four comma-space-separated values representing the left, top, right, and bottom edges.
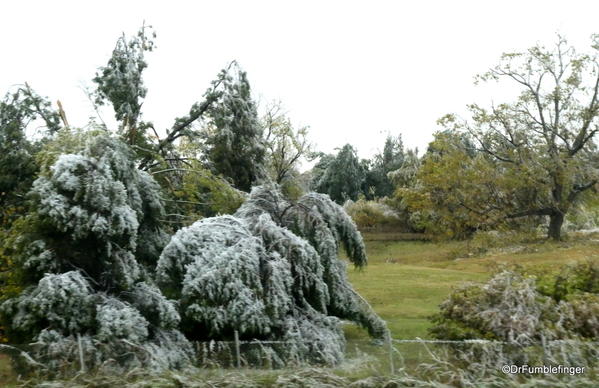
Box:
344, 229, 599, 340
347, 264, 487, 339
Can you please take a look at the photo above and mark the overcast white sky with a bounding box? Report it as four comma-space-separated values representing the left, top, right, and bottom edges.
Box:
2, 1, 599, 163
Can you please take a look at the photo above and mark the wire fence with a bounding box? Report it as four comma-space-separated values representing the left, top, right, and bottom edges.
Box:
195, 339, 301, 369
2, 335, 599, 382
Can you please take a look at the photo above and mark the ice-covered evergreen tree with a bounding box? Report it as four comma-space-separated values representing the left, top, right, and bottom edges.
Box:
93, 23, 155, 144
313, 144, 365, 204
1, 128, 192, 372
0, 84, 62, 322
202, 62, 266, 192
157, 185, 386, 365
0, 84, 61, 230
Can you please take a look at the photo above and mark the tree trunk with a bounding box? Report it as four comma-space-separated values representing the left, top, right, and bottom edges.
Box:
547, 211, 564, 241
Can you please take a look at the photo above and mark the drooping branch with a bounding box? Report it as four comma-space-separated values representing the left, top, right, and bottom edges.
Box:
566, 180, 599, 203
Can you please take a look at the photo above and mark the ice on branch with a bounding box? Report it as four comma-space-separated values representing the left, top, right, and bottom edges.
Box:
156, 185, 387, 365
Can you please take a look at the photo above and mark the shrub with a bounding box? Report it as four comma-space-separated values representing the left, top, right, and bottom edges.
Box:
431, 259, 599, 344
429, 271, 557, 343
343, 199, 405, 229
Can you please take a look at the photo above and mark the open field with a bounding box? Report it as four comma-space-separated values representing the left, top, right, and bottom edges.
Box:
344, 230, 599, 340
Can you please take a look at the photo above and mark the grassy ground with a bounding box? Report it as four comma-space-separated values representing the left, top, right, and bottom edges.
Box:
344, 229, 599, 340
0, 353, 12, 386
3, 230, 599, 386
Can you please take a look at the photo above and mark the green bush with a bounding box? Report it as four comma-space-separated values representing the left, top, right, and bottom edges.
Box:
429, 271, 556, 343
430, 259, 599, 343
535, 259, 599, 302
343, 199, 405, 229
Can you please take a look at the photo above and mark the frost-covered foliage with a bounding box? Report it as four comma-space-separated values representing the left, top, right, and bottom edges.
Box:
96, 297, 149, 343
2, 271, 193, 373
157, 185, 386, 365
158, 216, 277, 339
0, 84, 61, 231
19, 131, 168, 283
1, 130, 191, 371
343, 198, 401, 228
127, 282, 181, 330
247, 190, 387, 339
281, 309, 346, 365
430, 264, 599, 345
6, 272, 95, 337
93, 24, 156, 134
430, 271, 556, 343
203, 63, 266, 192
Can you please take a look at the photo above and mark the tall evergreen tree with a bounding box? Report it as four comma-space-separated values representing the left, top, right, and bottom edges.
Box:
0, 85, 61, 229
362, 135, 405, 199
1, 129, 191, 371
93, 23, 156, 144
203, 63, 266, 192
313, 144, 364, 204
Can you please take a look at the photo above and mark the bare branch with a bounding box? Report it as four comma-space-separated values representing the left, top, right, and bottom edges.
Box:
506, 207, 555, 218
137, 61, 237, 171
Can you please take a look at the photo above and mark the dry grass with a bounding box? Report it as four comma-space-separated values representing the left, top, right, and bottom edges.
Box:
0, 353, 14, 386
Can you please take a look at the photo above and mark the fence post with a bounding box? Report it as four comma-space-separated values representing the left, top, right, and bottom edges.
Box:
77, 333, 86, 373
387, 330, 395, 375
541, 332, 548, 365
234, 330, 241, 369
